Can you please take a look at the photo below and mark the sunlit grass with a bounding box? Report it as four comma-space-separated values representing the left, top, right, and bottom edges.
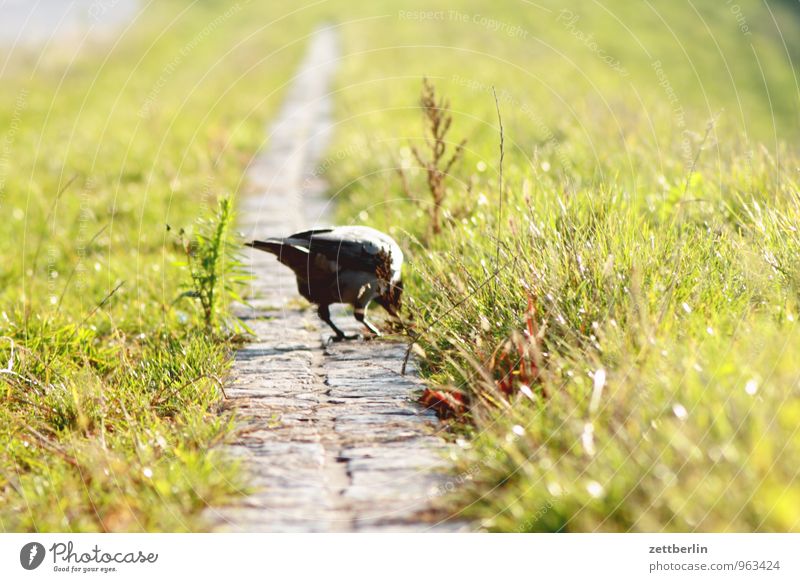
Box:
0, 0, 316, 531
327, 0, 800, 531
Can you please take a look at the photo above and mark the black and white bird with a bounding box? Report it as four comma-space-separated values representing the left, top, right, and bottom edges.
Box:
245, 226, 403, 341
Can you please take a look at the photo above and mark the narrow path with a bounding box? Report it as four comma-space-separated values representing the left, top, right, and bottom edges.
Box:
207, 26, 460, 532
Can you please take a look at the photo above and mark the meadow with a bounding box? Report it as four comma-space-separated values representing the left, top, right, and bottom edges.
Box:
326, 0, 800, 531
0, 0, 315, 531
2, 0, 799, 532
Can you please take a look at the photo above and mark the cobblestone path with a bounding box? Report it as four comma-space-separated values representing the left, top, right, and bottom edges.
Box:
206, 26, 461, 532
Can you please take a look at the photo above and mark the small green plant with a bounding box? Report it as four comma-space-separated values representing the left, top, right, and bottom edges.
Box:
177, 197, 249, 333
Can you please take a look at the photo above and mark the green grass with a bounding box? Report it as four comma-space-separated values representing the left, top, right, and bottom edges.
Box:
324, 0, 800, 531
0, 0, 327, 531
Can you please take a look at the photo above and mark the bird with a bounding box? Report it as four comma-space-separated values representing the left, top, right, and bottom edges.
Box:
245, 225, 403, 341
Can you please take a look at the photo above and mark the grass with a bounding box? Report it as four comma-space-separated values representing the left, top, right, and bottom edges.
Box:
324, 0, 800, 531
0, 0, 329, 531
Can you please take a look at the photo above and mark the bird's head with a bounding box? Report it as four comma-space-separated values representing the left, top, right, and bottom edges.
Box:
375, 248, 403, 316
377, 279, 403, 317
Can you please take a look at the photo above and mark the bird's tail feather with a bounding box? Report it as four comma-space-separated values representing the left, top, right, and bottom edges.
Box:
246, 239, 310, 270
245, 239, 285, 255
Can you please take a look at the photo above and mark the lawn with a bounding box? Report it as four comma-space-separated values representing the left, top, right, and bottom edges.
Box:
325, 0, 800, 531
0, 0, 327, 531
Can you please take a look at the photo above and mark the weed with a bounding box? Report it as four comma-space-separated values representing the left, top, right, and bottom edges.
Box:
397, 78, 467, 237
176, 197, 249, 334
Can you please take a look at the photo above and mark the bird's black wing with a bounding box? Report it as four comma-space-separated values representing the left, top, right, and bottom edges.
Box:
284, 230, 388, 273
286, 227, 335, 240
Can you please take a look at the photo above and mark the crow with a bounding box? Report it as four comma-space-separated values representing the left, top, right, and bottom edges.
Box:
245, 226, 403, 341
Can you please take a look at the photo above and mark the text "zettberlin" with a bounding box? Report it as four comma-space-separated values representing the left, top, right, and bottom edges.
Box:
649, 544, 708, 554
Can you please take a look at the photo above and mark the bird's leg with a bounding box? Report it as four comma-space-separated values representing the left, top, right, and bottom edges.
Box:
318, 304, 358, 342
354, 305, 382, 338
